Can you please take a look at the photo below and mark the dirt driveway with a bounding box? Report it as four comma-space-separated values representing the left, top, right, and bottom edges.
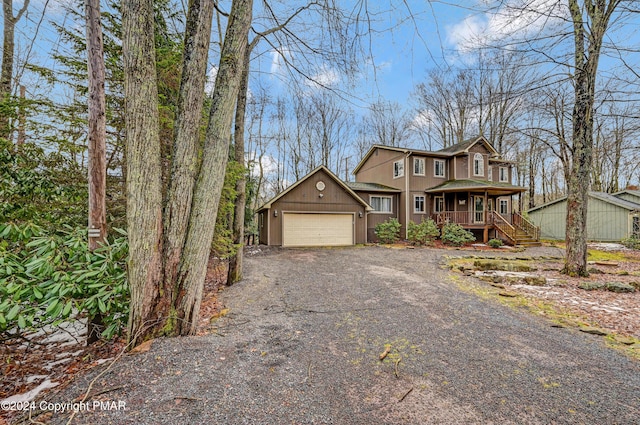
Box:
42, 246, 640, 424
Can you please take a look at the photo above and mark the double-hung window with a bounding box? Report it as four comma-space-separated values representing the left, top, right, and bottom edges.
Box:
414, 195, 425, 213
434, 159, 445, 178
414, 158, 425, 176
393, 160, 404, 178
499, 167, 509, 183
370, 196, 392, 213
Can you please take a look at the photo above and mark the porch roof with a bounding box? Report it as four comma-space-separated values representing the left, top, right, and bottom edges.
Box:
424, 179, 527, 196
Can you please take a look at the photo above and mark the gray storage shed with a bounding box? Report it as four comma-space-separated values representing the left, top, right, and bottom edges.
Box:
527, 192, 640, 241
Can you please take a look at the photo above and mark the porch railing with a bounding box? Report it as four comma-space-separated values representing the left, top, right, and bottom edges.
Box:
432, 211, 474, 226
512, 212, 540, 241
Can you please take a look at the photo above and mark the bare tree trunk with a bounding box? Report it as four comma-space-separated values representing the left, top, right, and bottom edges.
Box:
86, 0, 107, 251
528, 137, 536, 209
86, 0, 108, 344
16, 84, 24, 146
227, 44, 250, 285
1, 0, 29, 140
173, 0, 253, 335
163, 0, 215, 326
563, 0, 617, 277
122, 0, 165, 346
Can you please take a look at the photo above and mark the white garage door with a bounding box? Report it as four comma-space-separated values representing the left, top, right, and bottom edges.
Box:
283, 213, 354, 247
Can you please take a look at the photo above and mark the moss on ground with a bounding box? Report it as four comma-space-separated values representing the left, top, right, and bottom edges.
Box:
445, 257, 640, 361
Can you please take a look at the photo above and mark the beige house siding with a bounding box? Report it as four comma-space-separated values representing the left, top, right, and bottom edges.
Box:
529, 196, 635, 241
355, 148, 406, 188
409, 155, 448, 190
354, 190, 399, 242
456, 155, 469, 179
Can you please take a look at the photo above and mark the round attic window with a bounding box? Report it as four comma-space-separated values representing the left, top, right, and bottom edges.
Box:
316, 181, 326, 191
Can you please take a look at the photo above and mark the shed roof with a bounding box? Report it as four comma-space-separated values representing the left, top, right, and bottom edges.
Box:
528, 191, 640, 213
613, 189, 640, 199
257, 165, 373, 212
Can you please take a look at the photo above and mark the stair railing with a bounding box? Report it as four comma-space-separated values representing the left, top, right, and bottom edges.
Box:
490, 211, 517, 244
513, 212, 540, 241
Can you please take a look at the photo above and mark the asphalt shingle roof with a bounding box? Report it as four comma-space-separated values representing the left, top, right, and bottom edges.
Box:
424, 179, 527, 193
346, 182, 401, 192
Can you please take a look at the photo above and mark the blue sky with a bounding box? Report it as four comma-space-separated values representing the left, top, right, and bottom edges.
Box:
9, 0, 640, 125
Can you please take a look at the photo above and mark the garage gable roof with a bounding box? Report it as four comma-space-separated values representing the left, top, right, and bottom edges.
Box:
258, 166, 373, 212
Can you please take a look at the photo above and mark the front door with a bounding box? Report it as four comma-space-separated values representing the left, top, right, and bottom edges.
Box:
473, 196, 484, 223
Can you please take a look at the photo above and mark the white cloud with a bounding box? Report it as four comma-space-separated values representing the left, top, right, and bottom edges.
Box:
269, 48, 293, 80
204, 66, 218, 95
447, 0, 568, 54
305, 66, 341, 89
411, 110, 434, 130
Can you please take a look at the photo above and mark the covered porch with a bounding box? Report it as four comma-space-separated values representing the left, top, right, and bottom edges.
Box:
425, 180, 540, 245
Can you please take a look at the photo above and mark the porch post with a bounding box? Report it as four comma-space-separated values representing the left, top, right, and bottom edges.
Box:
483, 190, 489, 243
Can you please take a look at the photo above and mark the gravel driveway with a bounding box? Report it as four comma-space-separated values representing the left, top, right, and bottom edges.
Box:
45, 246, 639, 424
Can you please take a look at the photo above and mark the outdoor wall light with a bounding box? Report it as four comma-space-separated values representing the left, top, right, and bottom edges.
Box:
358, 211, 363, 218
273, 210, 278, 217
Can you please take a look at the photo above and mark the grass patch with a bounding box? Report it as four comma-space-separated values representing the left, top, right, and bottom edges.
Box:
587, 249, 634, 262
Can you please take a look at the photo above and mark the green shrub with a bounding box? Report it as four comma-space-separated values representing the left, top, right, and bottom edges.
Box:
487, 238, 503, 248
407, 219, 439, 245
621, 237, 640, 250
0, 223, 129, 340
374, 218, 401, 244
441, 222, 475, 246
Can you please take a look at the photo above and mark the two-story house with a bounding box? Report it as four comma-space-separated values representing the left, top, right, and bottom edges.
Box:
257, 136, 539, 247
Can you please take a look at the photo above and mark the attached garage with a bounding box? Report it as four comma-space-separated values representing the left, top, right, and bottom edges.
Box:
283, 213, 354, 247
257, 166, 371, 246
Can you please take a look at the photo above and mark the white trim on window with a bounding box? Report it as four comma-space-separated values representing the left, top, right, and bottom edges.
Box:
434, 159, 445, 178
473, 153, 484, 177
434, 196, 444, 213
414, 195, 426, 213
499, 166, 508, 183
370, 195, 393, 213
413, 157, 425, 176
393, 160, 404, 178
499, 199, 509, 215
488, 166, 493, 181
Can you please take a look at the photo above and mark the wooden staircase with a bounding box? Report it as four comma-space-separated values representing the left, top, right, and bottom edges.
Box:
490, 212, 541, 247
513, 228, 541, 246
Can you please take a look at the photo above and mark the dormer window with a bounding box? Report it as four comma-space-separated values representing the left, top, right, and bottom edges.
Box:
393, 160, 404, 178
473, 153, 484, 177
